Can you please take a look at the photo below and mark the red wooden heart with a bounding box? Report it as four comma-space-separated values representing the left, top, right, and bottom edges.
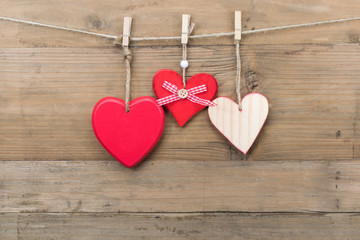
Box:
92, 96, 165, 168
153, 69, 218, 127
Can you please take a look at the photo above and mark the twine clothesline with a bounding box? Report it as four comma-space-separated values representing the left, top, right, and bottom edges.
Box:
1, 15, 360, 112
0, 16, 360, 42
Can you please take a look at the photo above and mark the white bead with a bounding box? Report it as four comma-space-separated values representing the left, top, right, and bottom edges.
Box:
180, 60, 189, 69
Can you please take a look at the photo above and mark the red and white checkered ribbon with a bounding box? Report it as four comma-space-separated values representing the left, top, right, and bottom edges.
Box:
156, 81, 216, 106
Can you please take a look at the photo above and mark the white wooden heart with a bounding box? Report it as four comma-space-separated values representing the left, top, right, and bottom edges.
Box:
208, 94, 269, 154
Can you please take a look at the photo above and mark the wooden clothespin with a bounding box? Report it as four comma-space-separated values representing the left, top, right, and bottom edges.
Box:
122, 17, 132, 47
181, 14, 191, 44
234, 11, 242, 41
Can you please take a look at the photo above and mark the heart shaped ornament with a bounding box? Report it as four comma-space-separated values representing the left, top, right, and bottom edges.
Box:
153, 69, 218, 127
92, 96, 165, 168
208, 94, 269, 154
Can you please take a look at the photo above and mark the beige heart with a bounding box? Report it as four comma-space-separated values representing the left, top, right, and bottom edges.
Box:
208, 94, 269, 154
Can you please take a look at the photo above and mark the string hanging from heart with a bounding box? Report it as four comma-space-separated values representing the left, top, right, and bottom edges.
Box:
180, 22, 195, 88
0, 16, 359, 41
112, 17, 133, 112
117, 17, 133, 112
235, 38, 242, 110
123, 45, 132, 112
182, 44, 188, 88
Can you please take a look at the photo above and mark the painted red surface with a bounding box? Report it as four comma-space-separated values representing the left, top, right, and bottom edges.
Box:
153, 69, 218, 127
92, 96, 165, 168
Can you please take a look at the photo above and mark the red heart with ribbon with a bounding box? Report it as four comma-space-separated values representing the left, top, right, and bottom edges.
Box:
92, 96, 165, 168
153, 69, 218, 127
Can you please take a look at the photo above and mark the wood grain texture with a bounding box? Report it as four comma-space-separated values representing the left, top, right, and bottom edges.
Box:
0, 0, 360, 47
0, 44, 359, 161
0, 213, 357, 240
209, 95, 268, 154
0, 213, 17, 240
1, 160, 360, 213
1, 1, 360, 239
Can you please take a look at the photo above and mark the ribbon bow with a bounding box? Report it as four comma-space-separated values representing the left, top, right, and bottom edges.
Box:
156, 81, 216, 106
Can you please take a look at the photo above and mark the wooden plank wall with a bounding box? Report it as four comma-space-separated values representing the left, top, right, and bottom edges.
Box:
1, 0, 360, 239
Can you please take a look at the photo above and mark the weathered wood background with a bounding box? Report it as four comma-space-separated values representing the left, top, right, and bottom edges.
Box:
1, 0, 360, 239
